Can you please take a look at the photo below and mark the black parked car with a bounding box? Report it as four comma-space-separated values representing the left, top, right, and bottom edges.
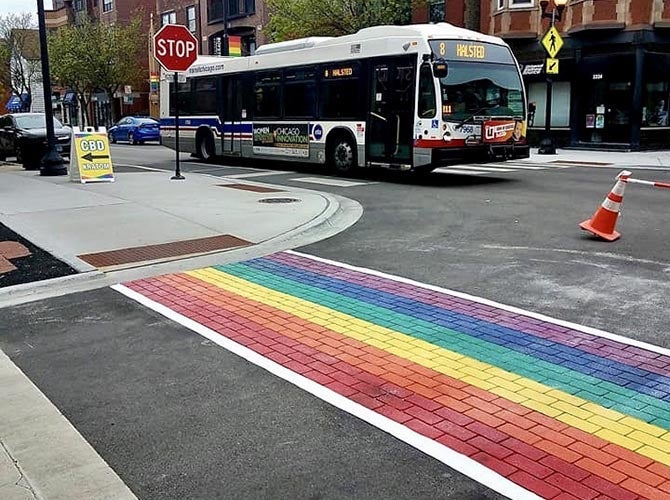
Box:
0, 113, 72, 169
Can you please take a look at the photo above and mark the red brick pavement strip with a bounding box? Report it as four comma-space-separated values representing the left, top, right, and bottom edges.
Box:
125, 275, 670, 499
78, 235, 251, 268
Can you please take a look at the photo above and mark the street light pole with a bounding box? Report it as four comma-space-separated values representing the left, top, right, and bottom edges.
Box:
36, 0, 67, 176
538, 0, 567, 155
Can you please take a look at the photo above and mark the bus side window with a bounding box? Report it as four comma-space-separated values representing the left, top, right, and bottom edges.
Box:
169, 81, 193, 116
192, 77, 217, 116
319, 61, 363, 120
255, 71, 282, 118
418, 63, 436, 119
284, 66, 317, 119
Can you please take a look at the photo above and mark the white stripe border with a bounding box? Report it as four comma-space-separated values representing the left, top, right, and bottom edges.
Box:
111, 283, 541, 500
286, 250, 670, 358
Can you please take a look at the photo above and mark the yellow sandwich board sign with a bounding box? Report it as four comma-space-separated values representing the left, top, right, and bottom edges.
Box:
546, 58, 559, 74
541, 26, 563, 59
69, 127, 115, 183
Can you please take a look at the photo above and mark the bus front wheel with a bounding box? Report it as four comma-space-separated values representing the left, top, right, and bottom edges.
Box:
196, 130, 215, 161
328, 134, 357, 175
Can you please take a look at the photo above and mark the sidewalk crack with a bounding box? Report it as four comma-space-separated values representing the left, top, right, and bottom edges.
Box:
1, 439, 39, 499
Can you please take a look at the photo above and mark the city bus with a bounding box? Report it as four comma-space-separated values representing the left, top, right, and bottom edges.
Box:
159, 23, 529, 174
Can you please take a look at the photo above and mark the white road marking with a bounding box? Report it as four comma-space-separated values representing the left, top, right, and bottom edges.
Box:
434, 162, 571, 176
492, 164, 557, 170
224, 171, 296, 179
291, 177, 373, 187
433, 168, 485, 175
481, 244, 670, 271
288, 250, 670, 357
112, 283, 541, 500
440, 165, 516, 172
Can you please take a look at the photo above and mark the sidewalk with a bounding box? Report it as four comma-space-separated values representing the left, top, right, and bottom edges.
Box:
528, 148, 670, 168
0, 164, 361, 305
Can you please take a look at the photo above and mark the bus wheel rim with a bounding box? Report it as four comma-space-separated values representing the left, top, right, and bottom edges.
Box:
335, 143, 353, 168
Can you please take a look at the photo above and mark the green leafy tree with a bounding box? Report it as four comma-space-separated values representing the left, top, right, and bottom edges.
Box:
0, 13, 40, 108
49, 15, 144, 125
265, 0, 419, 41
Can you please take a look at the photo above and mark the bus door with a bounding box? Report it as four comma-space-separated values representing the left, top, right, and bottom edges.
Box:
223, 75, 244, 155
367, 56, 416, 165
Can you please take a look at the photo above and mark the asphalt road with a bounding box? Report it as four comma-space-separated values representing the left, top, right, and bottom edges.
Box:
112, 143, 670, 347
3, 144, 670, 499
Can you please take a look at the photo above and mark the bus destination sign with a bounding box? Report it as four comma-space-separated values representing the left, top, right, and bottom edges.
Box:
456, 43, 485, 59
429, 40, 515, 64
323, 64, 359, 79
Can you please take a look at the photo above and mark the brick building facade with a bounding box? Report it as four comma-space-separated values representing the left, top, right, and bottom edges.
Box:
416, 0, 670, 150
154, 0, 270, 57
45, 0, 156, 125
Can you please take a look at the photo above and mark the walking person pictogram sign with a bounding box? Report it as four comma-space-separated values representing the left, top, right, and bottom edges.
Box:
541, 26, 563, 59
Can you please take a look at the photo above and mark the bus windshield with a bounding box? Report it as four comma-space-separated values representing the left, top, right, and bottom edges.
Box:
439, 62, 524, 122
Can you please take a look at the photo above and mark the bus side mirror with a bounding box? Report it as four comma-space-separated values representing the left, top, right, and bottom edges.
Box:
433, 61, 448, 78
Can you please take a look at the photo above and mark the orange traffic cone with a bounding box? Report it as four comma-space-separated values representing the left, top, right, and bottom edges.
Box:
579, 170, 631, 241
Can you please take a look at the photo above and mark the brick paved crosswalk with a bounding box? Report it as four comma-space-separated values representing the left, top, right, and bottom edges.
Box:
119, 251, 670, 499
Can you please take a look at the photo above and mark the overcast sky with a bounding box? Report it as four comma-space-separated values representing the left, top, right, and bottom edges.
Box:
3, 0, 54, 15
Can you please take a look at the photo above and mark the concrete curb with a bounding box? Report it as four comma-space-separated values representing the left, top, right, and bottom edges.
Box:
0, 189, 362, 308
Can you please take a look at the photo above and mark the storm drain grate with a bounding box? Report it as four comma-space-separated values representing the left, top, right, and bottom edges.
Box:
78, 234, 251, 269
258, 198, 301, 204
219, 183, 285, 193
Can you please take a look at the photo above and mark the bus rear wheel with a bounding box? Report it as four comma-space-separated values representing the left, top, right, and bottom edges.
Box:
196, 130, 215, 161
328, 135, 357, 175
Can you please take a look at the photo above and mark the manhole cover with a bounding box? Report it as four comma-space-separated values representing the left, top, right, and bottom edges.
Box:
258, 198, 301, 204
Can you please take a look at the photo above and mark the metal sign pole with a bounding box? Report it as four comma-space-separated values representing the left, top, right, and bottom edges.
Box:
172, 72, 184, 180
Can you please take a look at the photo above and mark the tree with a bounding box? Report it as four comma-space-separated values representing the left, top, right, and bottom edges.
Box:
49, 15, 144, 125
0, 13, 40, 110
264, 0, 418, 42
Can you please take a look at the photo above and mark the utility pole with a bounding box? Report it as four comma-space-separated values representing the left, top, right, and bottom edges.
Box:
36, 0, 67, 176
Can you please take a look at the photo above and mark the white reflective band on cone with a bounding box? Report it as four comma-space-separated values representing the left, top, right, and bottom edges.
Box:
601, 198, 621, 212
611, 181, 626, 196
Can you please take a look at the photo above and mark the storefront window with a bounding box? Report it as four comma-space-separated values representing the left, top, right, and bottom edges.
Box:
527, 81, 570, 127
642, 54, 670, 128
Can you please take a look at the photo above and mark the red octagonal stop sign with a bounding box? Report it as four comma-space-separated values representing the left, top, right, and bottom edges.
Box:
153, 24, 198, 72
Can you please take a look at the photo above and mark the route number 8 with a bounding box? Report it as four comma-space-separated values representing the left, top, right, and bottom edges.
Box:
439, 42, 446, 56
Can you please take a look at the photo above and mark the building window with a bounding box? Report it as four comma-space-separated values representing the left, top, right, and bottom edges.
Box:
74, 0, 84, 11
161, 11, 177, 26
510, 0, 533, 6
187, 6, 196, 33
227, 0, 255, 18
102, 0, 113, 12
429, 1, 445, 23
497, 0, 505, 9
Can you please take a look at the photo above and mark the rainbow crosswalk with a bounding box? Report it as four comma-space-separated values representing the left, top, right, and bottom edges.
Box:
120, 251, 670, 499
